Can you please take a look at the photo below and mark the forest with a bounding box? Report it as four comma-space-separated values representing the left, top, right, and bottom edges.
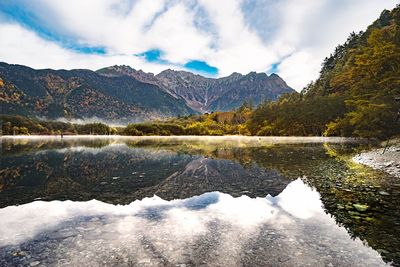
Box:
247, 6, 400, 139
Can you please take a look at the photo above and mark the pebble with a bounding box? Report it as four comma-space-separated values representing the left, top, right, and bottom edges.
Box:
384, 162, 393, 167
336, 204, 345, 210
353, 147, 400, 178
353, 204, 369, 212
30, 261, 40, 266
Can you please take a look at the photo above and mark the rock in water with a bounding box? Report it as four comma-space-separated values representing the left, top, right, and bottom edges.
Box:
353, 204, 369, 212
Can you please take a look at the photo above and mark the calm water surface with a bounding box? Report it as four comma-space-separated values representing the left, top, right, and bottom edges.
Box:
0, 136, 399, 266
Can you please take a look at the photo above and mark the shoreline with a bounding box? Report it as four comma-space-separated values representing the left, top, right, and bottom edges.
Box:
0, 135, 367, 144
353, 145, 400, 178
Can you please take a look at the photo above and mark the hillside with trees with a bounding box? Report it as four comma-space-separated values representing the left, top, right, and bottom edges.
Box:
248, 6, 400, 139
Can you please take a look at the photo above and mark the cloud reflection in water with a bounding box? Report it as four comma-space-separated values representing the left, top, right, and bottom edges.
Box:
0, 179, 387, 266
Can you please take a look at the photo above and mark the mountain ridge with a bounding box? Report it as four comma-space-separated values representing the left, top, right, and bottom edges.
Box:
1, 62, 294, 123
97, 65, 294, 112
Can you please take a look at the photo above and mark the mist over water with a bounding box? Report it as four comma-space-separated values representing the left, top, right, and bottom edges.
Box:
52, 117, 131, 127
0, 136, 399, 266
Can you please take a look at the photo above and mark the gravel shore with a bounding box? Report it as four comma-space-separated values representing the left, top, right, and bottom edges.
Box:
353, 145, 400, 178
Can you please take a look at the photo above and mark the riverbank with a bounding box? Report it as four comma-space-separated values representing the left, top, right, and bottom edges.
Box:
353, 138, 400, 178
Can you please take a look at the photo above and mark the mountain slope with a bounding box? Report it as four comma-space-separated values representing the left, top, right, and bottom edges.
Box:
1, 62, 294, 123
98, 66, 294, 113
0, 63, 194, 123
207, 72, 292, 111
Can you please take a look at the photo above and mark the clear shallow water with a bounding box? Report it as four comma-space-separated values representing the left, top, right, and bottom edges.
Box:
0, 136, 399, 266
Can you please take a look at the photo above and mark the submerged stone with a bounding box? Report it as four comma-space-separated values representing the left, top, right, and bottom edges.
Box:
377, 249, 390, 255
348, 211, 361, 216
364, 217, 375, 222
353, 204, 369, 212
378, 191, 390, 196
336, 204, 345, 210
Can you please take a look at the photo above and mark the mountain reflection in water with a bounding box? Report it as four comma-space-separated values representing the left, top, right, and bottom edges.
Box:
1, 139, 295, 206
0, 136, 399, 266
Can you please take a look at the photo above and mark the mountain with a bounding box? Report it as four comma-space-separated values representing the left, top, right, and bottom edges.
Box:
98, 65, 294, 113
0, 63, 194, 123
0, 62, 294, 123
144, 157, 291, 199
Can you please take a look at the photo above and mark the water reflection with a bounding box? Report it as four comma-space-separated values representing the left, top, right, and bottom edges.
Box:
1, 136, 399, 266
0, 139, 296, 207
0, 179, 387, 266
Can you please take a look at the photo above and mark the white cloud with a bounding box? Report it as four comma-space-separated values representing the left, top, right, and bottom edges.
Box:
0, 0, 397, 90
269, 0, 398, 90
0, 23, 176, 74
277, 50, 322, 90
145, 3, 212, 63
197, 0, 279, 76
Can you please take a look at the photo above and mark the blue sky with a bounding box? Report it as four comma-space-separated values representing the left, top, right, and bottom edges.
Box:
0, 0, 397, 90
135, 49, 218, 75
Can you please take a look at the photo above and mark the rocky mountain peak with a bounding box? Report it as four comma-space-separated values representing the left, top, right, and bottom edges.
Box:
1, 62, 294, 122
97, 65, 158, 85
98, 66, 294, 113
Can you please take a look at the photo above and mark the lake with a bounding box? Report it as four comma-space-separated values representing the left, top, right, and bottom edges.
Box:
0, 136, 399, 266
